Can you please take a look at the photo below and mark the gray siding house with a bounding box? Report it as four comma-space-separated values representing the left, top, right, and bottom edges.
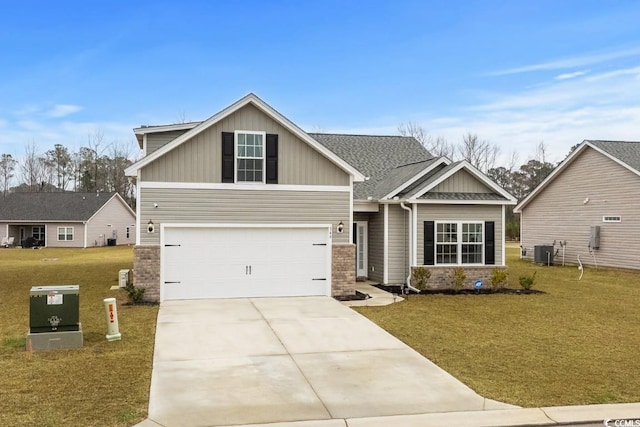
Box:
0, 192, 136, 248
515, 140, 640, 270
125, 93, 516, 302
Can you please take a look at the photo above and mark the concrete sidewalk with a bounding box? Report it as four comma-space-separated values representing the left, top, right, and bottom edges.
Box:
138, 296, 515, 427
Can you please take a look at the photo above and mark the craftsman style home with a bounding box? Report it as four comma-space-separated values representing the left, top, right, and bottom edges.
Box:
125, 93, 516, 301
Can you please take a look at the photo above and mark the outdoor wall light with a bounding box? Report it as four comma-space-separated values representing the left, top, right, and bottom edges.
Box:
147, 220, 155, 233
337, 221, 344, 234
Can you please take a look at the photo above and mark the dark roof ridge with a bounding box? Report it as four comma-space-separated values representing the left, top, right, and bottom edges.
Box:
393, 158, 437, 169
308, 132, 417, 138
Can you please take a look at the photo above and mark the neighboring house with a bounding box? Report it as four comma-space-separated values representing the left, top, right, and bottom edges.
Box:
125, 93, 516, 302
0, 192, 136, 248
515, 140, 640, 270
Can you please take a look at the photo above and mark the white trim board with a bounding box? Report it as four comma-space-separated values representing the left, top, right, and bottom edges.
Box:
139, 181, 352, 193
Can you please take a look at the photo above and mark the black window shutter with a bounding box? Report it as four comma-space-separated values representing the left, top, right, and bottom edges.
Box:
266, 134, 278, 184
424, 221, 435, 265
485, 221, 495, 265
221, 132, 234, 183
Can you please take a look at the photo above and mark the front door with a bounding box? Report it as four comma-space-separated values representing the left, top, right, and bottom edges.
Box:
19, 227, 25, 246
353, 221, 368, 278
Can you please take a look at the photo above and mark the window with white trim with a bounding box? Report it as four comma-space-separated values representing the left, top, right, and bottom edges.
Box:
602, 216, 621, 223
436, 221, 483, 264
57, 227, 73, 241
235, 131, 265, 183
32, 226, 45, 241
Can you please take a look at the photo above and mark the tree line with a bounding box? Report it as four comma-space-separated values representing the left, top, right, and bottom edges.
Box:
398, 122, 557, 240
0, 131, 137, 207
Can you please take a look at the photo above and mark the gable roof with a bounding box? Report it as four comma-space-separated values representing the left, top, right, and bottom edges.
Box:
309, 133, 434, 199
125, 93, 365, 181
134, 122, 199, 148
0, 192, 132, 221
407, 160, 517, 204
514, 140, 640, 213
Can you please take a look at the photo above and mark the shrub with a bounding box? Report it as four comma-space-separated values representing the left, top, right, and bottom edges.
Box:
519, 271, 537, 291
124, 283, 146, 304
411, 267, 431, 291
490, 268, 508, 291
452, 267, 466, 291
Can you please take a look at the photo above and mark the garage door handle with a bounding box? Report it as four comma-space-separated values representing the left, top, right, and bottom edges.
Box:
313, 243, 327, 246
164, 281, 181, 284
246, 265, 252, 275
164, 244, 181, 247
312, 278, 326, 281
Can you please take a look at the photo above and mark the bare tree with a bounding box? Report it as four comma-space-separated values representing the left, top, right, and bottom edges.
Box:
20, 142, 46, 192
398, 121, 454, 158
534, 141, 548, 163
0, 153, 17, 196
458, 132, 499, 173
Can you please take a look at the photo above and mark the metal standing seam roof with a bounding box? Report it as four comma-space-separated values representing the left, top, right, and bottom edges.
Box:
309, 133, 434, 199
0, 192, 117, 221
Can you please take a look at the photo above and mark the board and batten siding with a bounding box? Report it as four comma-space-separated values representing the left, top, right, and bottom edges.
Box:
432, 169, 492, 193
139, 188, 351, 245
521, 147, 640, 269
146, 130, 191, 155
387, 204, 409, 283
141, 104, 349, 186
416, 204, 503, 266
86, 197, 136, 247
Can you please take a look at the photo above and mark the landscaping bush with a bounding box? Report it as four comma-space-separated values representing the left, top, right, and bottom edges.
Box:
452, 267, 466, 291
519, 271, 537, 291
125, 283, 146, 304
411, 267, 431, 291
490, 268, 508, 291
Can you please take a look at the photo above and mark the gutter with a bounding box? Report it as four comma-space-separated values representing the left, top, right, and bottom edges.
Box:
400, 202, 420, 294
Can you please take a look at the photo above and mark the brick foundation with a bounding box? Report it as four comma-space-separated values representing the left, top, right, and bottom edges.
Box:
411, 265, 500, 290
331, 243, 356, 297
133, 245, 161, 302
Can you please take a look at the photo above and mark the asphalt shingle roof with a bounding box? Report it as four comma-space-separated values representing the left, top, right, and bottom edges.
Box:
309, 133, 434, 199
586, 140, 640, 172
0, 192, 117, 221
419, 192, 507, 201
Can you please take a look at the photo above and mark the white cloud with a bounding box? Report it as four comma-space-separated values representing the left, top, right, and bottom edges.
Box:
491, 47, 640, 76
555, 70, 588, 80
47, 104, 83, 118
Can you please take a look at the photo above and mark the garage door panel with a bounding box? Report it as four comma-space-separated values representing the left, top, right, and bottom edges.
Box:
162, 226, 331, 300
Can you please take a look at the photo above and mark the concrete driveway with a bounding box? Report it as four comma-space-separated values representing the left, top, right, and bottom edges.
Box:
142, 296, 513, 427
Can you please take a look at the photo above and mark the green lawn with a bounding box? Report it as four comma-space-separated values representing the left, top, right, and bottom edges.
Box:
355, 246, 640, 407
0, 246, 158, 427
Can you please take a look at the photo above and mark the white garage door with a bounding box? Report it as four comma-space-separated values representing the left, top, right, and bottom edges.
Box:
162, 226, 331, 300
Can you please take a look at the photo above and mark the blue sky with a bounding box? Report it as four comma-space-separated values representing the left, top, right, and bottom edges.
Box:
1, 0, 639, 167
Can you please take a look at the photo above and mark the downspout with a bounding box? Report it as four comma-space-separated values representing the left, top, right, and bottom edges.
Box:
400, 202, 420, 293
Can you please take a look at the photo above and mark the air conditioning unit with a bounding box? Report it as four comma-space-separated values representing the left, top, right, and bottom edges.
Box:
534, 245, 554, 265
118, 269, 132, 288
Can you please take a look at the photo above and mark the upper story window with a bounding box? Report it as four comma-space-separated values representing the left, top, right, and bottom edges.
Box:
235, 131, 265, 183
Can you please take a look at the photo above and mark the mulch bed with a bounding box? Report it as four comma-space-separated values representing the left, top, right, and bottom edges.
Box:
373, 284, 545, 295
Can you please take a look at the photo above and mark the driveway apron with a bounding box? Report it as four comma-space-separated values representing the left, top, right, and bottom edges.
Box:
147, 296, 504, 427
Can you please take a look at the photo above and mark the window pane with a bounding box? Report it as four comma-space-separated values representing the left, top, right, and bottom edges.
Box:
436, 244, 457, 264
462, 244, 482, 264
246, 133, 254, 145
238, 133, 245, 145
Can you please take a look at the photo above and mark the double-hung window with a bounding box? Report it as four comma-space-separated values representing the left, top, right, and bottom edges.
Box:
436, 221, 483, 264
57, 227, 73, 241
235, 131, 265, 183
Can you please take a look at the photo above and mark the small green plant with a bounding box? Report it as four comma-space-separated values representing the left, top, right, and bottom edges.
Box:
519, 271, 537, 291
490, 268, 508, 291
411, 267, 431, 291
124, 283, 146, 304
452, 267, 466, 291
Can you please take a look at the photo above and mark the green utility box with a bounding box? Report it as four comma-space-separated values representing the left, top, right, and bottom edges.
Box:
29, 285, 80, 333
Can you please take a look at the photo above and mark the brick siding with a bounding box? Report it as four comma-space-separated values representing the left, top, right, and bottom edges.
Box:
411, 265, 499, 290
331, 243, 356, 297
133, 245, 160, 302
